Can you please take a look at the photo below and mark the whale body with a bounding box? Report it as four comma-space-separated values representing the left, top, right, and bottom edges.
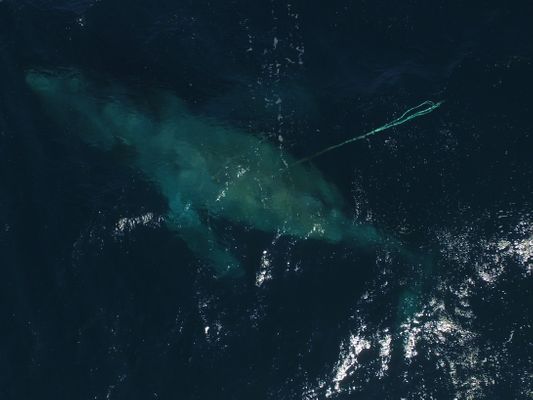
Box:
26, 69, 390, 276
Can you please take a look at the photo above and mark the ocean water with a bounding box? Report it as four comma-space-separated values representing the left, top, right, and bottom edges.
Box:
0, 1, 532, 399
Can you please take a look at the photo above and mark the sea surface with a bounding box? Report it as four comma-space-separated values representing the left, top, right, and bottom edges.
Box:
0, 1, 532, 399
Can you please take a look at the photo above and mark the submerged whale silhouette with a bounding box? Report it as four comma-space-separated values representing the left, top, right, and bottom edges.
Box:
26, 68, 413, 276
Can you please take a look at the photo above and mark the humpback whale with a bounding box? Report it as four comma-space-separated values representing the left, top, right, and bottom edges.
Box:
26, 68, 418, 277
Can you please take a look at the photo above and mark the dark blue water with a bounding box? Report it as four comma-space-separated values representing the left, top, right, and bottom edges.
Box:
1, 1, 532, 399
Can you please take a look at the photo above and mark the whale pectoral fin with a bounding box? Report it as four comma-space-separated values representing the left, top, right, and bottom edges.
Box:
166, 202, 242, 278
